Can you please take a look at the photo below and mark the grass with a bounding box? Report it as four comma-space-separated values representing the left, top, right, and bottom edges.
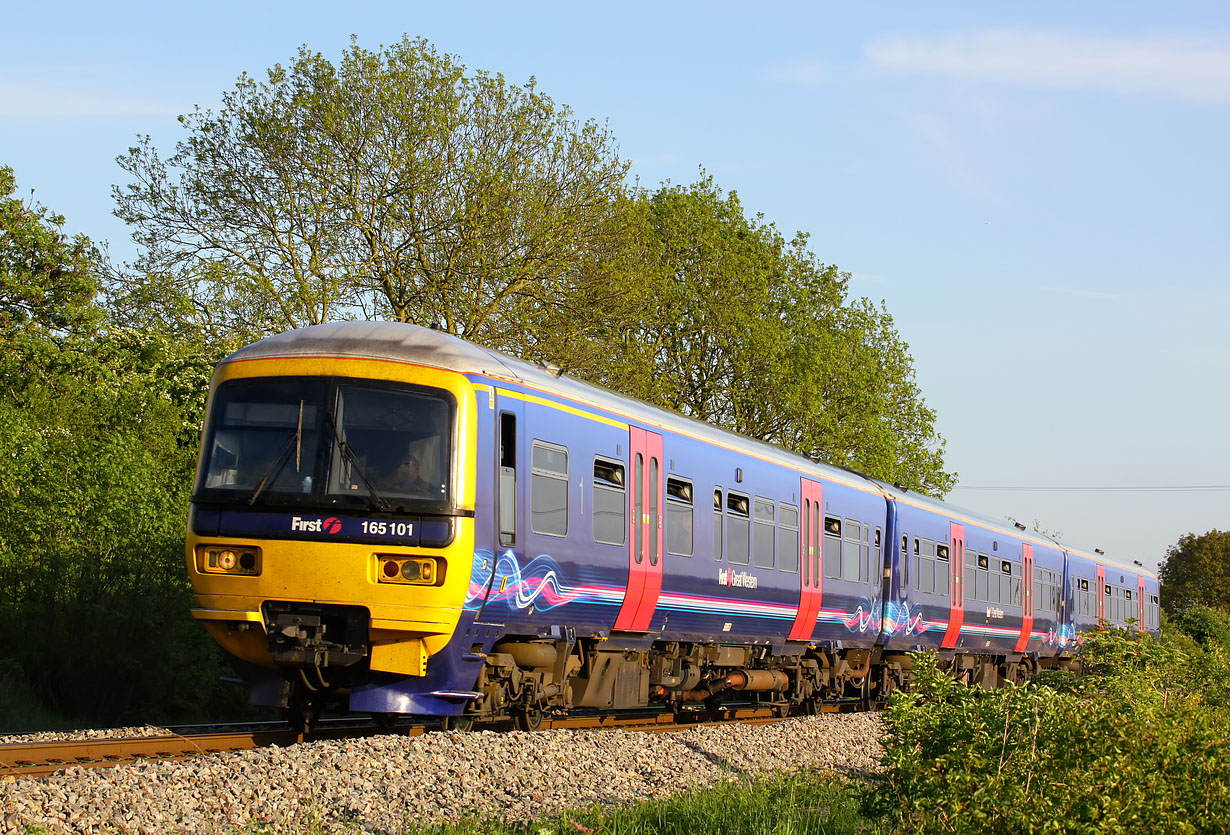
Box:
405, 770, 872, 835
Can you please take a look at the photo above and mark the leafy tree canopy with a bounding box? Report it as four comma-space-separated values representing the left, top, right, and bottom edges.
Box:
0, 165, 101, 336
112, 36, 630, 347
524, 176, 954, 495
1159, 529, 1230, 614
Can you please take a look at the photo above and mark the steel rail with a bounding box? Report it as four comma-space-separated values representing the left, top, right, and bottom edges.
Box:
0, 703, 865, 779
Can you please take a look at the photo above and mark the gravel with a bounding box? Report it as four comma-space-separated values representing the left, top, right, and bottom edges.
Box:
1, 713, 883, 834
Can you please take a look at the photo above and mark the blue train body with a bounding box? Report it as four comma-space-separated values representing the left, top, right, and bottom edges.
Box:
186, 323, 1160, 723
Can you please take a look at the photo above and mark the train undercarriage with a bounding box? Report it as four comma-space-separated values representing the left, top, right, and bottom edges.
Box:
247, 608, 1076, 731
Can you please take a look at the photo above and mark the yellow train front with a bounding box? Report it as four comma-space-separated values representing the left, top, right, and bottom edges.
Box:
187, 323, 483, 726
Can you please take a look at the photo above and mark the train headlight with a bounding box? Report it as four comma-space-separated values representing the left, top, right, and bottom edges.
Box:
376, 556, 442, 585
198, 545, 261, 576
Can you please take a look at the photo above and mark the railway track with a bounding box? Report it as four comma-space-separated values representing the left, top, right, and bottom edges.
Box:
0, 703, 858, 779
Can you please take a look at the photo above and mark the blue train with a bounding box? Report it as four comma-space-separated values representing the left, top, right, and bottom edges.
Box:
186, 322, 1160, 728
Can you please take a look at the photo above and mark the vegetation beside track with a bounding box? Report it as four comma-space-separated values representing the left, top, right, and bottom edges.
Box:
404, 613, 1230, 835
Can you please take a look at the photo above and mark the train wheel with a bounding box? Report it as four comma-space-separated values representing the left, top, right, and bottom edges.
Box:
513, 706, 543, 732
441, 715, 475, 732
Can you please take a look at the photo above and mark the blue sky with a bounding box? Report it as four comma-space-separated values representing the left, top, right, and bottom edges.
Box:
4, 2, 1228, 571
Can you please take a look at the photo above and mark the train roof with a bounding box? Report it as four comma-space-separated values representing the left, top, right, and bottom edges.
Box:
224, 322, 1155, 580
223, 322, 884, 494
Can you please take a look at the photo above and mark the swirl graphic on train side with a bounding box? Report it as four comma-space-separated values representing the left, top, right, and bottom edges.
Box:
883, 600, 939, 636
465, 550, 580, 612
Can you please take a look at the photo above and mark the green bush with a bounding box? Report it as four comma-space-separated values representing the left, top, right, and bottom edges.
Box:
867, 633, 1230, 834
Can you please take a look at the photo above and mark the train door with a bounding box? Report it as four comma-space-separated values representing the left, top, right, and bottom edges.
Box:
1096, 564, 1106, 623
475, 391, 525, 623
788, 478, 824, 641
1137, 576, 1146, 633
613, 427, 664, 632
941, 522, 966, 648
1015, 544, 1034, 652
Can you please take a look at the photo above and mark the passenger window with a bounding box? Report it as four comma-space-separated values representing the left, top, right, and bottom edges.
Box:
666, 476, 694, 556
498, 412, 517, 547
842, 516, 859, 580
823, 516, 842, 579
726, 492, 751, 565
649, 457, 659, 567
975, 553, 989, 601
633, 454, 644, 563
593, 457, 625, 546
530, 441, 568, 537
753, 498, 775, 569
713, 489, 723, 561
778, 503, 799, 573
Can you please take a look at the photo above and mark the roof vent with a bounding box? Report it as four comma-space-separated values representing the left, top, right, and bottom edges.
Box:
538, 360, 563, 378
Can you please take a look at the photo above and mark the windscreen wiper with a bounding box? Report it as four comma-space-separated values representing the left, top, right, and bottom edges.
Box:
324, 413, 391, 512
248, 401, 305, 506
247, 433, 298, 506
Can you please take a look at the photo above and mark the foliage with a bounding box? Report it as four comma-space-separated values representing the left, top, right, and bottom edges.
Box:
0, 166, 101, 336
1158, 529, 1230, 614
867, 631, 1230, 834
112, 36, 630, 347
0, 164, 250, 728
526, 176, 955, 495
0, 327, 247, 727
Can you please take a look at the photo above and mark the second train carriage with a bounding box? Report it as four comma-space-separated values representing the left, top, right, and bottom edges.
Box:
186, 322, 1160, 726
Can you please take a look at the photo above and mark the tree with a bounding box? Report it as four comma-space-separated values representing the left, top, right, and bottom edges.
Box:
1159, 529, 1230, 615
112, 36, 631, 347
524, 176, 955, 496
0, 165, 100, 335
0, 165, 241, 727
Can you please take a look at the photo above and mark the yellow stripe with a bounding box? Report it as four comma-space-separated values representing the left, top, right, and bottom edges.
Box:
487, 381, 880, 495
496, 387, 629, 430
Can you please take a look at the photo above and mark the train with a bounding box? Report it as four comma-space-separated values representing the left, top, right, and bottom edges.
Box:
186, 322, 1160, 729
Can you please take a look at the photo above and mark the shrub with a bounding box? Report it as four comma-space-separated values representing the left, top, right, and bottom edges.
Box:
867, 634, 1230, 834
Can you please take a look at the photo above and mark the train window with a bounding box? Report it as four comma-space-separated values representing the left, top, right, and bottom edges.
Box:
936, 544, 949, 561
778, 503, 799, 573
921, 539, 936, 594
862, 524, 872, 583
975, 554, 989, 601
1001, 560, 1012, 574
634, 455, 644, 563
649, 458, 660, 567
726, 491, 751, 565
499, 412, 517, 547
530, 441, 569, 537
842, 518, 861, 581
593, 457, 626, 546
753, 498, 776, 569
713, 489, 723, 561
811, 504, 821, 582
666, 477, 694, 557
824, 516, 842, 579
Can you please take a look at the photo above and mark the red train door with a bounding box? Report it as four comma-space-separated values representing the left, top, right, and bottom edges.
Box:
1096, 564, 1106, 624
1015, 544, 1034, 652
788, 478, 824, 641
1137, 576, 1146, 633
941, 522, 966, 648
613, 427, 664, 632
